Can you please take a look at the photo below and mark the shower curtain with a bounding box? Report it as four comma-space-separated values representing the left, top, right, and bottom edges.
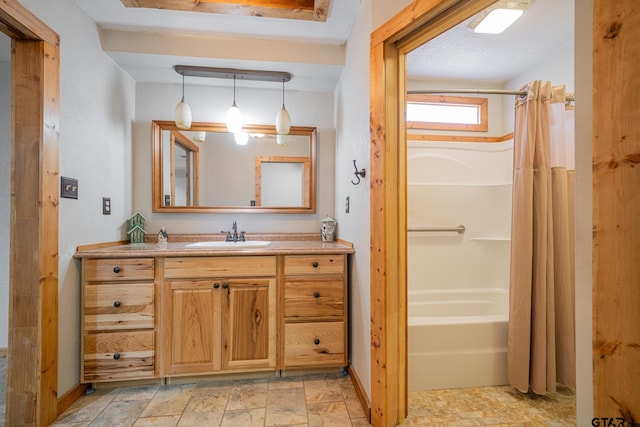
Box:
508, 80, 576, 394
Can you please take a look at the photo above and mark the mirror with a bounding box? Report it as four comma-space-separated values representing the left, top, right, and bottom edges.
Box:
152, 121, 317, 213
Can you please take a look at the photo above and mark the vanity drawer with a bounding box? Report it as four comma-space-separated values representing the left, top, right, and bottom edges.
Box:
284, 255, 345, 276
164, 256, 276, 279
284, 279, 344, 319
84, 258, 154, 281
83, 330, 154, 382
284, 322, 345, 367
84, 283, 154, 331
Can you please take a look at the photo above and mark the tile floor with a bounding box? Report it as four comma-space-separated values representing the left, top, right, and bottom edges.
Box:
0, 367, 573, 427
52, 373, 370, 427
401, 384, 576, 426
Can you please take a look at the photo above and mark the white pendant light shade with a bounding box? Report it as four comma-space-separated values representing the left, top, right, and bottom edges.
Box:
192, 131, 206, 142
226, 103, 243, 133
226, 75, 243, 133
175, 100, 192, 130
276, 106, 291, 135
276, 134, 288, 146
235, 132, 249, 145
175, 72, 192, 129
276, 78, 291, 135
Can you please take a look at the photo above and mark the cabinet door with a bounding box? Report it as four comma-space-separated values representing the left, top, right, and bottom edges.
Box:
221, 278, 276, 370
164, 279, 220, 375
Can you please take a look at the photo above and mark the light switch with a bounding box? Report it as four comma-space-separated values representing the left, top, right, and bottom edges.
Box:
60, 176, 78, 199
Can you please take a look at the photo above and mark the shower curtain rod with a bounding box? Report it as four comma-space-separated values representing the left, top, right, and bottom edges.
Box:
408, 89, 575, 102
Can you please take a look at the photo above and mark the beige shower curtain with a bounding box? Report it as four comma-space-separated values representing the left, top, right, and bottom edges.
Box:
508, 80, 576, 394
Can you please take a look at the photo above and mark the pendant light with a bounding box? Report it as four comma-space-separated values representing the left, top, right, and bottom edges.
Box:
275, 78, 291, 135
226, 75, 243, 133
174, 72, 192, 130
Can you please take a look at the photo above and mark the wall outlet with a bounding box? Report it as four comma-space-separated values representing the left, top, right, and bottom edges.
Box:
102, 197, 111, 215
345, 196, 350, 213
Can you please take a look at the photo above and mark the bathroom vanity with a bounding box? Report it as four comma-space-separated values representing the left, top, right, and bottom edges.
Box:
75, 236, 353, 384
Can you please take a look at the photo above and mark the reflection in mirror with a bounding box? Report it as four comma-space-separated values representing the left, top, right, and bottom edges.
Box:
255, 156, 310, 207
152, 121, 316, 213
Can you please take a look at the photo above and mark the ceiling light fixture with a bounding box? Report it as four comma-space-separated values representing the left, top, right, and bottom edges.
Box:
175, 71, 192, 130
234, 131, 249, 146
226, 74, 243, 133
276, 78, 291, 135
469, 0, 530, 34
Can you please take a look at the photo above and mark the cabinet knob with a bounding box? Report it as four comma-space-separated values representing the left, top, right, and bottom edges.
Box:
314, 338, 320, 345
213, 282, 220, 289
113, 353, 121, 360
312, 261, 319, 268
113, 267, 121, 273
113, 300, 121, 308
313, 292, 320, 299
222, 283, 229, 289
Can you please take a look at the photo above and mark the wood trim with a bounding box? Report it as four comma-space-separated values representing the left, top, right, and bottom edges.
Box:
0, 1, 59, 45
349, 363, 371, 423
120, 0, 330, 22
254, 156, 310, 207
592, 0, 640, 419
76, 240, 129, 252
3, 5, 60, 422
406, 94, 488, 132
407, 132, 514, 143
152, 121, 317, 214
369, 1, 498, 426
56, 383, 89, 417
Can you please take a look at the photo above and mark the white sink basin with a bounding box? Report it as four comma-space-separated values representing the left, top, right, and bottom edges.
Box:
185, 241, 271, 249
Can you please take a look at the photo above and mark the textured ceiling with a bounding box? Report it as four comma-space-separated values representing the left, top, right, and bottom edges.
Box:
1, 0, 574, 90
407, 0, 574, 84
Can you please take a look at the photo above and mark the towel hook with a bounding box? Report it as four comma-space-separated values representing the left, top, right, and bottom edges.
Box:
351, 160, 366, 185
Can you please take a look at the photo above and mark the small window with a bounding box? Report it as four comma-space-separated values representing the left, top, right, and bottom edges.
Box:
406, 94, 488, 132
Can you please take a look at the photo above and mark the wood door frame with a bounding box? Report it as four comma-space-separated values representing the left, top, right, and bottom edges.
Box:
0, 1, 60, 425
369, 1, 505, 426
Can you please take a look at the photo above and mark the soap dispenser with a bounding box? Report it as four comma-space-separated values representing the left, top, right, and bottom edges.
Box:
157, 227, 168, 247
321, 215, 337, 242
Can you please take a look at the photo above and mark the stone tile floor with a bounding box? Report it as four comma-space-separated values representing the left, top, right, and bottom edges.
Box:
0, 367, 575, 427
401, 384, 576, 427
52, 373, 370, 427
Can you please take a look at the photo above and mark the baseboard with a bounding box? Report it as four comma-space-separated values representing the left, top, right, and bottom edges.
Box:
57, 383, 89, 416
348, 363, 371, 423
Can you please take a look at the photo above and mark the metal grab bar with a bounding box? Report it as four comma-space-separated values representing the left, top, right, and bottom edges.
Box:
408, 225, 466, 234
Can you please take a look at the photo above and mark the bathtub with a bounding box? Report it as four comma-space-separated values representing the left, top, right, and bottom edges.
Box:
408, 288, 509, 391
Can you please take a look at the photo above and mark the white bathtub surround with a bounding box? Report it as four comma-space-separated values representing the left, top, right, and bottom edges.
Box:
407, 139, 513, 391
508, 82, 576, 394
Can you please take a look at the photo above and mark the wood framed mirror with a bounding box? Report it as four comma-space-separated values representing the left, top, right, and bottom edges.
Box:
152, 120, 317, 213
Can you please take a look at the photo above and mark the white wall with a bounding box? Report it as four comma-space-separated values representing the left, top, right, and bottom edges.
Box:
17, 0, 136, 394
502, 42, 575, 133
0, 58, 9, 349
134, 82, 335, 234
334, 0, 373, 397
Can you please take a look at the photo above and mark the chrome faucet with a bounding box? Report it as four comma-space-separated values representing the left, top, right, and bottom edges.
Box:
223, 221, 245, 242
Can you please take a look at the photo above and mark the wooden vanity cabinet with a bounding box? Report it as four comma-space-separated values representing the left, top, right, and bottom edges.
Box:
282, 254, 347, 369
81, 258, 156, 383
162, 256, 277, 376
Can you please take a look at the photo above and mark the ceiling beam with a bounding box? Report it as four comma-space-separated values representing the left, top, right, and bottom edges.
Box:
120, 0, 330, 22
99, 28, 345, 66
